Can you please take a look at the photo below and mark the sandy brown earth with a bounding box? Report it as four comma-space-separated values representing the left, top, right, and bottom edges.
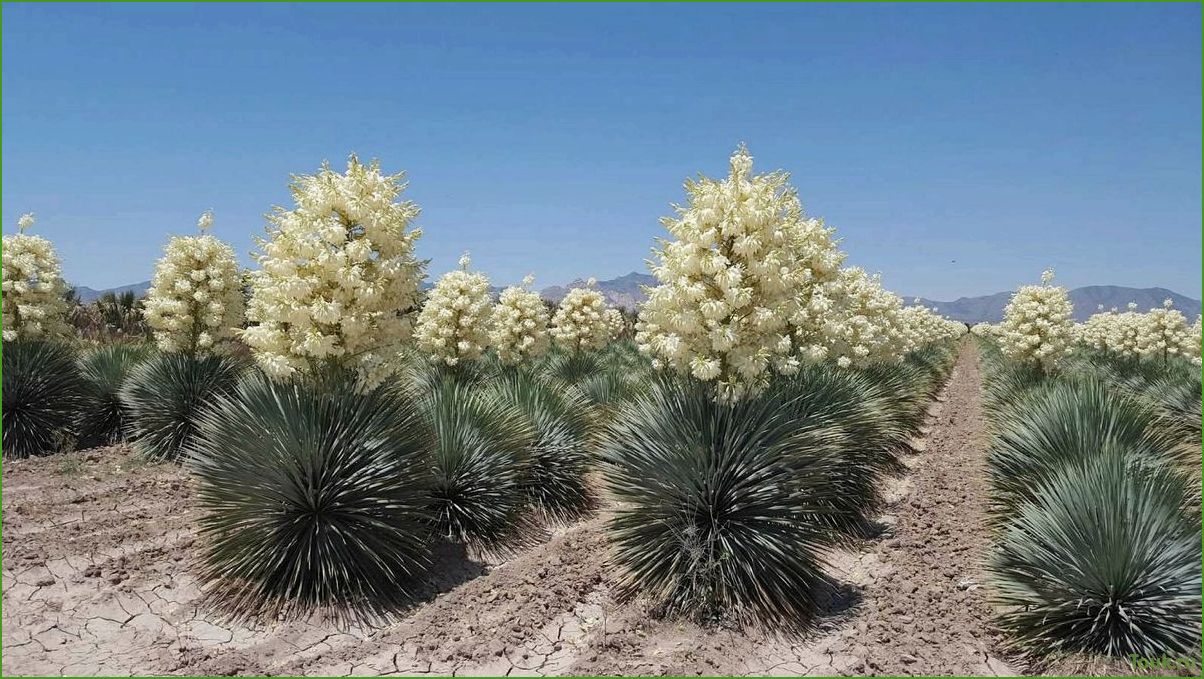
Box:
3, 342, 1024, 677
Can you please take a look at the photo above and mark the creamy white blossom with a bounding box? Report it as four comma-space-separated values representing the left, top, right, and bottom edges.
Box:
897, 303, 965, 350
413, 252, 494, 366
997, 269, 1075, 369
603, 307, 627, 340
1077, 299, 1199, 365
490, 274, 550, 365
1134, 299, 1195, 361
2, 213, 72, 342
819, 268, 911, 367
551, 279, 612, 352
1078, 305, 1143, 358
636, 145, 845, 400
243, 155, 426, 387
1188, 316, 1202, 366
143, 212, 245, 354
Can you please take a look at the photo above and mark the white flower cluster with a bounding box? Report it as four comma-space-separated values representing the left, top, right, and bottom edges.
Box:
1, 213, 72, 342
996, 269, 1075, 368
1189, 316, 1203, 365
970, 322, 995, 338
636, 146, 846, 401
243, 155, 426, 387
603, 307, 627, 340
1076, 300, 1201, 364
1134, 299, 1197, 361
1077, 303, 1143, 358
489, 274, 550, 365
143, 211, 245, 354
820, 268, 911, 368
414, 253, 494, 366
897, 302, 964, 351
551, 279, 612, 352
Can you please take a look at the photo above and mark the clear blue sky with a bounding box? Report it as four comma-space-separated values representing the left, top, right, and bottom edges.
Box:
3, 3, 1201, 299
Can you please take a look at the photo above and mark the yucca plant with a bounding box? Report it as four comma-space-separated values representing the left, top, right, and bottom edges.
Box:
420, 374, 538, 551
120, 352, 247, 461
190, 372, 434, 621
485, 370, 596, 522
1138, 373, 1203, 450
991, 449, 1201, 657
859, 360, 933, 436
987, 378, 1177, 513
536, 342, 652, 423
770, 364, 908, 536
601, 374, 845, 628
76, 343, 154, 448
2, 340, 86, 458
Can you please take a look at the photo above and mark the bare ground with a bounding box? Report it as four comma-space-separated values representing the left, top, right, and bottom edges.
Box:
3, 342, 1023, 676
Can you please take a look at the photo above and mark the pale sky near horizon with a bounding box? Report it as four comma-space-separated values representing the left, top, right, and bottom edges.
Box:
3, 3, 1201, 299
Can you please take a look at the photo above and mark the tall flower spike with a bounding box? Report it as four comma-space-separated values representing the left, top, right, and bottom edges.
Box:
1041, 268, 1055, 285
143, 217, 245, 355
242, 155, 426, 387
17, 213, 35, 234
636, 144, 847, 401
522, 273, 536, 288
414, 255, 494, 366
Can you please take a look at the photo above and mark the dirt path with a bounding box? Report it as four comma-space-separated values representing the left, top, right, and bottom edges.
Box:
2, 341, 1018, 677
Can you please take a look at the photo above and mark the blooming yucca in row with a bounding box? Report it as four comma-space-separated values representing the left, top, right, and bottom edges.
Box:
636, 146, 963, 402
996, 269, 1075, 370
820, 267, 910, 368
490, 274, 551, 365
636, 145, 847, 402
143, 211, 245, 355
2, 214, 72, 342
414, 252, 494, 366
242, 155, 426, 388
550, 279, 613, 353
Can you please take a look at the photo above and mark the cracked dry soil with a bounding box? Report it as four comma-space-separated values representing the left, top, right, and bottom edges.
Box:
3, 342, 1021, 676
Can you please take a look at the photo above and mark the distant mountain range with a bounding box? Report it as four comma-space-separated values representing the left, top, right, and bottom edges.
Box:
540, 272, 655, 309
73, 281, 151, 302
910, 286, 1202, 324
73, 276, 1201, 325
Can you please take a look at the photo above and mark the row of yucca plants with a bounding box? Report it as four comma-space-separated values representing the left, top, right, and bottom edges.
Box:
1, 333, 636, 621
190, 347, 634, 622
1, 339, 162, 458
4, 149, 969, 629
977, 338, 1201, 660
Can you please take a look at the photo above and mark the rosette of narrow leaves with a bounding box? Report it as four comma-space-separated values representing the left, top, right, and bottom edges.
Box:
420, 376, 538, 551
120, 353, 247, 461
2, 341, 86, 458
1134, 372, 1202, 448
986, 378, 1177, 513
485, 370, 595, 522
990, 449, 1201, 657
767, 364, 907, 537
76, 343, 154, 448
190, 372, 434, 622
535, 342, 652, 424
601, 374, 845, 628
